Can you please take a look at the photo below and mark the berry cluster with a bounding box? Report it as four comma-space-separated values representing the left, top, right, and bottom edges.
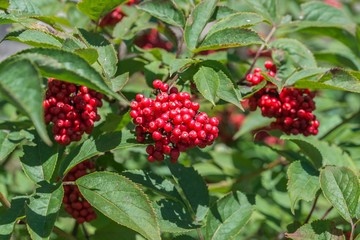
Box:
247, 61, 320, 136
43, 78, 103, 145
134, 29, 173, 51
130, 80, 219, 162
63, 161, 97, 223
99, 0, 139, 27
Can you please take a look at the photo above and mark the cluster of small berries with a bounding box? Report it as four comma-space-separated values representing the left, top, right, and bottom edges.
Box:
63, 161, 97, 223
247, 61, 320, 136
99, 0, 139, 27
134, 29, 173, 51
130, 80, 219, 162
43, 78, 103, 145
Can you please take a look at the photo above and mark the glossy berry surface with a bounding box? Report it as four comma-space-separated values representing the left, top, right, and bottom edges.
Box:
247, 61, 320, 136
134, 29, 173, 51
43, 78, 103, 145
130, 80, 219, 163
63, 161, 97, 223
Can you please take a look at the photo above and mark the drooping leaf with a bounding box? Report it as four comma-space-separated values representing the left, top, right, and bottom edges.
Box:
216, 70, 243, 109
184, 0, 218, 50
196, 27, 262, 53
0, 130, 31, 163
205, 191, 254, 240
111, 72, 129, 92
0, 196, 27, 240
78, 28, 118, 79
4, 29, 63, 48
168, 163, 209, 223
320, 166, 360, 223
26, 183, 64, 240
193, 66, 219, 105
287, 161, 320, 213
285, 220, 344, 240
76, 172, 161, 240
0, 58, 51, 145
77, 0, 127, 21
122, 170, 182, 200
138, 0, 185, 27
20, 134, 59, 183
153, 199, 198, 233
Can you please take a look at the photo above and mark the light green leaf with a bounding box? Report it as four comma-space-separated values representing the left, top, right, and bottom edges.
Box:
26, 183, 64, 240
4, 29, 63, 48
138, 0, 185, 27
20, 134, 58, 183
216, 70, 242, 109
8, 0, 42, 15
184, 0, 218, 50
287, 161, 320, 213
205, 191, 254, 240
193, 66, 219, 105
111, 72, 129, 92
244, 0, 277, 23
0, 0, 9, 10
74, 48, 99, 65
0, 197, 27, 240
0, 59, 51, 145
285, 220, 344, 240
285, 68, 328, 86
168, 164, 209, 223
196, 27, 262, 53
76, 172, 161, 240
320, 166, 360, 223
77, 0, 127, 21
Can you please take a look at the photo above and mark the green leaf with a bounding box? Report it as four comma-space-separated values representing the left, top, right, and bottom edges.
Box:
4, 29, 63, 48
59, 129, 139, 176
12, 48, 120, 100
0, 130, 31, 163
196, 27, 262, 53
111, 72, 129, 92
122, 170, 182, 200
287, 161, 320, 213
138, 0, 185, 27
77, 0, 127, 21
8, 0, 42, 15
153, 199, 198, 233
20, 134, 58, 183
208, 12, 265, 36
205, 191, 254, 240
78, 28, 118, 78
233, 110, 272, 139
285, 220, 344, 240
244, 0, 277, 24
193, 66, 219, 106
0, 58, 51, 145
0, 197, 27, 240
216, 70, 242, 109
284, 68, 328, 86
295, 69, 360, 94
74, 48, 99, 65
168, 163, 209, 223
76, 172, 161, 240
26, 183, 64, 240
184, 0, 218, 50
320, 166, 360, 223
0, 0, 9, 10
169, 58, 196, 75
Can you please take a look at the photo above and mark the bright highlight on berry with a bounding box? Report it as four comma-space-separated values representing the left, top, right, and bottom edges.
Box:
130, 80, 219, 163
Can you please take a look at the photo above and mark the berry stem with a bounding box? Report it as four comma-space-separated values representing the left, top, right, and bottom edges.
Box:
81, 223, 90, 240
0, 192, 11, 208
321, 206, 333, 220
304, 193, 319, 224
238, 26, 277, 85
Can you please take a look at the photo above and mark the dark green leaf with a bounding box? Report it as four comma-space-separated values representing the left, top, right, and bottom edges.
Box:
216, 70, 243, 109
0, 59, 51, 145
205, 191, 254, 240
76, 172, 161, 240
320, 166, 360, 223
122, 170, 182, 200
168, 163, 209, 223
193, 66, 219, 105
78, 28, 118, 78
26, 183, 64, 240
285, 220, 344, 240
0, 197, 27, 240
138, 0, 185, 27
287, 161, 320, 213
184, 0, 218, 50
20, 134, 58, 183
196, 27, 262, 53
0, 130, 31, 163
4, 29, 63, 48
77, 0, 127, 21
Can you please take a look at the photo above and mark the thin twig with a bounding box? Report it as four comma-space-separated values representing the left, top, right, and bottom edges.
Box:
321, 206, 333, 220
0, 192, 11, 208
81, 224, 90, 240
72, 222, 79, 237
197, 228, 205, 240
304, 194, 319, 224
238, 26, 277, 85
350, 222, 356, 240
